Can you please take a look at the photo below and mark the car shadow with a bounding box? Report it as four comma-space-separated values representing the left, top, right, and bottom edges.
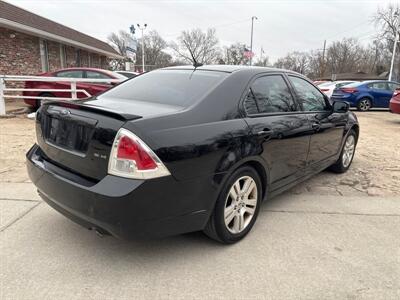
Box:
46, 214, 226, 258
40, 185, 303, 260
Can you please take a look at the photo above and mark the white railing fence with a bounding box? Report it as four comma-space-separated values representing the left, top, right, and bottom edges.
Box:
0, 75, 124, 115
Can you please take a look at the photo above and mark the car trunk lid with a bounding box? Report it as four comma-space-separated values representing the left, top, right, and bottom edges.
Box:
35, 98, 184, 181
35, 101, 141, 181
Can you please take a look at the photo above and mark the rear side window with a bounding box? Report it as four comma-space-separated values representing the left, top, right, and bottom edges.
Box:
99, 70, 228, 107
55, 70, 83, 78
289, 76, 328, 111
368, 82, 388, 90
387, 83, 400, 91
86, 71, 110, 79
244, 75, 296, 114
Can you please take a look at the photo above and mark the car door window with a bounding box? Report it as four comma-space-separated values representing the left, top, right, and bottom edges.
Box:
244, 90, 260, 115
86, 71, 111, 79
244, 75, 296, 114
288, 76, 328, 111
55, 70, 83, 78
387, 83, 400, 91
369, 82, 388, 90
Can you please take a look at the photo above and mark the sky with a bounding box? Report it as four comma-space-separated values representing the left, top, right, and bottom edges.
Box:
5, 0, 396, 62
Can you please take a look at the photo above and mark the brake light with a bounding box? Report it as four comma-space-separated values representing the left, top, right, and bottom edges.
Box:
108, 128, 170, 179
320, 88, 330, 92
341, 87, 358, 94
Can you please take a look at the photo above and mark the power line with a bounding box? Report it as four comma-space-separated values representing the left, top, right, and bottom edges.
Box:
324, 19, 373, 41
162, 17, 252, 38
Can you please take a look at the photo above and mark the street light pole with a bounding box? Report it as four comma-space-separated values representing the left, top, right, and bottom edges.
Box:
389, 11, 400, 81
137, 23, 147, 72
250, 16, 258, 66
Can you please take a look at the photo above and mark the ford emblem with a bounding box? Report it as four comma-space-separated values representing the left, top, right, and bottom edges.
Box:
60, 109, 70, 116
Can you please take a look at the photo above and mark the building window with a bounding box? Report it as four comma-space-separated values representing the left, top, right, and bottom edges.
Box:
60, 44, 67, 68
39, 39, 49, 72
76, 49, 81, 67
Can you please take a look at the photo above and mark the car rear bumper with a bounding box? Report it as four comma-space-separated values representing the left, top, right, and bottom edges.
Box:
389, 99, 400, 114
26, 144, 214, 239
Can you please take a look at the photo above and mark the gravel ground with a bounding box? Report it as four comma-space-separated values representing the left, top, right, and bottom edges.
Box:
0, 110, 399, 196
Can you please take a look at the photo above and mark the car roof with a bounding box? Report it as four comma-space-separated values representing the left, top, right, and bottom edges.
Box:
55, 67, 110, 72
51, 67, 123, 78
162, 64, 301, 76
117, 71, 138, 73
361, 80, 398, 84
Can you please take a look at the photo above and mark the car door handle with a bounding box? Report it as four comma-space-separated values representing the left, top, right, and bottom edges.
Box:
312, 122, 321, 131
257, 128, 273, 138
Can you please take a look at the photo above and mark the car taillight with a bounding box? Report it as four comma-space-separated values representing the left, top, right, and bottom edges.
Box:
320, 88, 330, 92
108, 128, 170, 179
341, 88, 358, 94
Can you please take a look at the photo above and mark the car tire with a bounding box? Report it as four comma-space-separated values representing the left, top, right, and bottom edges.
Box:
329, 129, 357, 173
36, 92, 55, 109
204, 166, 262, 244
357, 98, 372, 111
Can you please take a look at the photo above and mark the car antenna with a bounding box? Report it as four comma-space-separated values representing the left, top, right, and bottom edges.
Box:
188, 48, 203, 68
187, 48, 203, 79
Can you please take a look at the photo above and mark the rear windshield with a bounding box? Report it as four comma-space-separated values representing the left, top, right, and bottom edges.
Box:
99, 69, 228, 107
343, 82, 362, 88
318, 82, 334, 87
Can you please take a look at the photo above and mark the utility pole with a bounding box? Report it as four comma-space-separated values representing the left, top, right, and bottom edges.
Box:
321, 39, 326, 78
137, 23, 147, 72
250, 16, 258, 66
389, 11, 400, 81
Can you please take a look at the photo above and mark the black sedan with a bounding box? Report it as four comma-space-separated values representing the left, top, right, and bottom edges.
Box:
27, 65, 359, 243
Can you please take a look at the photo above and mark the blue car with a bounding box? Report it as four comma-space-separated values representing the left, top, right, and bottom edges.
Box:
331, 80, 400, 111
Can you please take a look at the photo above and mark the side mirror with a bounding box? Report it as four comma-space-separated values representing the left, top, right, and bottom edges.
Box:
332, 101, 349, 113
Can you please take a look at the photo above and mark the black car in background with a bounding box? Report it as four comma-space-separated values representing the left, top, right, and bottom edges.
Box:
27, 65, 359, 243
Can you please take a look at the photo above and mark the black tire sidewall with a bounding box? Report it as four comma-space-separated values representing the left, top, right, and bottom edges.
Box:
213, 166, 262, 243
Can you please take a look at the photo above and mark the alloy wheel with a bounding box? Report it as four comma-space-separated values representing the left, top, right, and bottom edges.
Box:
224, 176, 258, 234
342, 134, 355, 168
359, 99, 371, 111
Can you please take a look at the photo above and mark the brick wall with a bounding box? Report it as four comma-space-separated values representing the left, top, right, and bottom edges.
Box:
0, 28, 41, 75
47, 40, 62, 72
0, 27, 111, 75
65, 45, 76, 68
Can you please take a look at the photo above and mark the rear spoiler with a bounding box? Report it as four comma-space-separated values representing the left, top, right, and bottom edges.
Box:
42, 100, 142, 121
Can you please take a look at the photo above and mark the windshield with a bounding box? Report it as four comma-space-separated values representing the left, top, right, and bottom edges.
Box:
99, 69, 229, 107
109, 71, 128, 80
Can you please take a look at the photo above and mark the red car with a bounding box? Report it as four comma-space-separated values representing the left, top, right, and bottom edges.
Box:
389, 88, 400, 114
23, 68, 126, 108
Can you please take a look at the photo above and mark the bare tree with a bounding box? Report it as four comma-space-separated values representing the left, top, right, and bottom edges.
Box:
373, 4, 400, 49
108, 30, 135, 56
373, 4, 400, 80
136, 30, 172, 70
273, 51, 310, 74
253, 56, 270, 67
325, 38, 364, 74
170, 28, 220, 65
107, 30, 136, 70
222, 43, 250, 65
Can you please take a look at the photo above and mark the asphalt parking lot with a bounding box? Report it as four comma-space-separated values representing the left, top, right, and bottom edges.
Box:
1, 111, 400, 299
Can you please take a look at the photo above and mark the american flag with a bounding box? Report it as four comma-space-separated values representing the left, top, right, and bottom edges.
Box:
244, 48, 254, 59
